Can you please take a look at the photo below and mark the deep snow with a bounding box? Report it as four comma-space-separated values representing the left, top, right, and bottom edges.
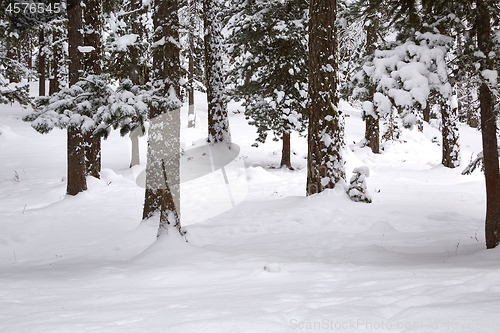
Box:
1, 87, 499, 332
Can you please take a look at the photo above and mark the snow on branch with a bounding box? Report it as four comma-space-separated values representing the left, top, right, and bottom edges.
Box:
462, 148, 500, 175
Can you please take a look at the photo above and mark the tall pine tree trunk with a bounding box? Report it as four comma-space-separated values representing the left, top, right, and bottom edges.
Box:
38, 28, 46, 96
363, 3, 379, 154
83, 0, 102, 179
306, 0, 345, 195
203, 0, 231, 145
67, 0, 87, 195
143, 0, 182, 238
477, 0, 500, 249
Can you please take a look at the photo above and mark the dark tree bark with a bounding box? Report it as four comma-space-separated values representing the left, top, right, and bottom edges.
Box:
49, 27, 63, 95
143, 0, 182, 237
363, 2, 380, 154
6, 37, 20, 83
82, 0, 102, 179
66, 0, 87, 195
38, 28, 46, 97
280, 130, 293, 170
477, 0, 500, 249
306, 0, 345, 195
423, 102, 430, 122
203, 0, 231, 144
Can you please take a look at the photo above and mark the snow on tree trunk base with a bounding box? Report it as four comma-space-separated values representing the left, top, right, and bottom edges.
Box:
347, 166, 372, 203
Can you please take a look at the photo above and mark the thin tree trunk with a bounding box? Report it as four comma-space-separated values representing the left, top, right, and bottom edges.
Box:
67, 0, 87, 195
280, 130, 293, 170
129, 130, 140, 167
129, 0, 142, 85
38, 28, 46, 96
364, 114, 380, 154
477, 0, 500, 249
188, 24, 196, 128
306, 0, 345, 195
363, 0, 379, 154
128, 0, 143, 168
423, 102, 430, 122
440, 101, 460, 168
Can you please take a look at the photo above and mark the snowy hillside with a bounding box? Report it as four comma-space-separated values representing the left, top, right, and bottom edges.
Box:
1, 87, 499, 332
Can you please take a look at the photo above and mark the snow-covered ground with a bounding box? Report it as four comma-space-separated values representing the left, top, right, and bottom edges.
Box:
1, 87, 499, 332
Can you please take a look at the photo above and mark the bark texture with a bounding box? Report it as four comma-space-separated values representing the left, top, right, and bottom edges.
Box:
83, 0, 102, 179
143, 0, 182, 237
440, 101, 460, 168
203, 0, 231, 144
66, 0, 87, 195
363, 3, 380, 154
477, 0, 500, 249
280, 131, 293, 169
38, 28, 46, 97
306, 0, 345, 195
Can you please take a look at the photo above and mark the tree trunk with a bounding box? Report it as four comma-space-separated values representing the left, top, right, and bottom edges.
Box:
203, 0, 231, 144
306, 0, 345, 195
280, 130, 293, 169
363, 0, 380, 154
423, 102, 430, 122
129, 130, 140, 168
129, 0, 143, 85
38, 28, 46, 96
49, 26, 63, 95
66, 0, 87, 195
83, 0, 102, 179
440, 101, 460, 168
364, 114, 380, 154
188, 22, 196, 128
143, 0, 182, 238
126, 0, 144, 168
84, 133, 101, 178
6, 38, 20, 83
477, 0, 500, 249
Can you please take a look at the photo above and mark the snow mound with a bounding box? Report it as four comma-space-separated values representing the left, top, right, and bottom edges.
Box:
0, 125, 21, 142
363, 221, 398, 235
246, 166, 283, 183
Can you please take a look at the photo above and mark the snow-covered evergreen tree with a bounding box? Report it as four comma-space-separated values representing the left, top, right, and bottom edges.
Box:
352, 32, 461, 167
226, 0, 308, 169
347, 166, 372, 203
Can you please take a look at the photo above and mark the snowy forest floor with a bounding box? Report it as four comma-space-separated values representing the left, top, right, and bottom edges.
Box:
1, 86, 500, 332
